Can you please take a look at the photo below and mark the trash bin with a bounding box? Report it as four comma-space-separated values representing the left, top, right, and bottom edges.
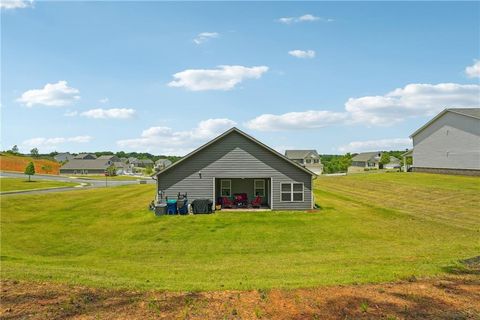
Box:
155, 203, 167, 216
167, 199, 177, 215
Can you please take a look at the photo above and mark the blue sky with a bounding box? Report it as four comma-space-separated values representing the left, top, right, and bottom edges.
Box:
2, 1, 479, 155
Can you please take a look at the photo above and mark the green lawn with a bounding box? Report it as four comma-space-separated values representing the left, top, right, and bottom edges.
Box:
1, 173, 479, 291
66, 175, 149, 181
0, 178, 78, 193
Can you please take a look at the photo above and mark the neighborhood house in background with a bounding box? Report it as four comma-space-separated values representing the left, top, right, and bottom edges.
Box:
155, 158, 172, 171
58, 153, 172, 176
285, 150, 323, 174
348, 152, 400, 173
54, 152, 74, 162
407, 108, 480, 176
154, 127, 316, 211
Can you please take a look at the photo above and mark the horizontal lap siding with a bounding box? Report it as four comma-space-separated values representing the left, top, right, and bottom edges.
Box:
413, 112, 480, 170
157, 132, 313, 210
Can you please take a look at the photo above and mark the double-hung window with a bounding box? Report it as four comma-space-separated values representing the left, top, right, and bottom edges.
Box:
254, 179, 265, 197
280, 182, 304, 202
220, 179, 231, 197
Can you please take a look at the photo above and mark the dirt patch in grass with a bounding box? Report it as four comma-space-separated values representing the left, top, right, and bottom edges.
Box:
1, 275, 479, 319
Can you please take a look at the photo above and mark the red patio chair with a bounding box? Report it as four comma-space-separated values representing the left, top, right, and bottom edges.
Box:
221, 196, 234, 208
234, 193, 248, 207
251, 196, 262, 208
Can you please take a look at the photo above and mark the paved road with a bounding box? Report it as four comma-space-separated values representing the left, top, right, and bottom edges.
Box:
0, 172, 155, 195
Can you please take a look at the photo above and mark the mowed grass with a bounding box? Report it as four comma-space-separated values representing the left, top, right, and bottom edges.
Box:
0, 178, 78, 193
1, 173, 479, 291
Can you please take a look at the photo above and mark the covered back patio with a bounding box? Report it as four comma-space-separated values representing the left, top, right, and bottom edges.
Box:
214, 178, 271, 210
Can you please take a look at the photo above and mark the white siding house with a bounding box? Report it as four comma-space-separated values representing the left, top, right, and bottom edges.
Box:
410, 108, 480, 175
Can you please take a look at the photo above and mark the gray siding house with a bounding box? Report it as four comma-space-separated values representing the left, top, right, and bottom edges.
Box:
285, 150, 323, 174
54, 152, 74, 162
60, 159, 113, 175
154, 128, 316, 210
410, 108, 480, 175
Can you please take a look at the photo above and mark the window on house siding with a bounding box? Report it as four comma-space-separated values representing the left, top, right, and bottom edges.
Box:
306, 159, 312, 164
254, 179, 265, 197
220, 179, 231, 197
281, 183, 304, 202
314, 159, 319, 163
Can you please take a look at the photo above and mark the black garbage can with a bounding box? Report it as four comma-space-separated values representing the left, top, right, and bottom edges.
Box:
155, 203, 167, 216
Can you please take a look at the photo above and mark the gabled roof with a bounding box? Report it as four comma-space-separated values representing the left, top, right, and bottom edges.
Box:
155, 158, 172, 165
74, 153, 97, 159
98, 155, 117, 160
410, 108, 480, 138
154, 127, 316, 177
351, 152, 381, 162
61, 159, 112, 170
285, 150, 319, 159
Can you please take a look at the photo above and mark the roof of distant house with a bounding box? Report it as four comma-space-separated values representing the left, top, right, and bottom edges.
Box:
351, 152, 382, 162
97, 155, 116, 160
73, 153, 97, 159
61, 159, 112, 170
155, 158, 172, 165
285, 150, 319, 159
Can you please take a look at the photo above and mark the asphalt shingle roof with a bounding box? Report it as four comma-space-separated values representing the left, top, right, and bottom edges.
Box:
351, 152, 381, 162
285, 150, 318, 159
61, 159, 112, 170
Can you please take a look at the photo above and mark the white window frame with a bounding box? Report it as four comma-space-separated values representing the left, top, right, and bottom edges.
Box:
220, 179, 232, 197
280, 182, 304, 202
254, 179, 265, 197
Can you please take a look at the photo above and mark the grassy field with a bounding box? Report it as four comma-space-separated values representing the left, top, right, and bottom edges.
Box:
0, 178, 78, 193
1, 172, 479, 291
66, 175, 149, 181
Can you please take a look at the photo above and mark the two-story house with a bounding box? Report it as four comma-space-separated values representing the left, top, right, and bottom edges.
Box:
285, 150, 323, 174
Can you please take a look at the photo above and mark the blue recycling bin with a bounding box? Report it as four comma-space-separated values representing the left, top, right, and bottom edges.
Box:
177, 199, 188, 215
166, 199, 177, 215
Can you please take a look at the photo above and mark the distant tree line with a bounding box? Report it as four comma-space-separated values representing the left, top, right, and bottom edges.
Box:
320, 154, 353, 174
3, 146, 182, 164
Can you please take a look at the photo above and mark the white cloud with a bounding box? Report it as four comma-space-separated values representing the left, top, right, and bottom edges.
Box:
0, 0, 33, 9
288, 49, 315, 59
167, 65, 268, 91
245, 82, 480, 131
17, 81, 80, 107
245, 110, 348, 131
117, 118, 236, 155
193, 32, 219, 45
99, 97, 109, 104
80, 108, 136, 119
338, 138, 412, 153
22, 135, 92, 152
465, 60, 480, 78
346, 83, 480, 125
278, 14, 333, 24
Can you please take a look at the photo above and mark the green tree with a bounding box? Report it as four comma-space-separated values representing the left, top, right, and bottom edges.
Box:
379, 153, 391, 166
11, 145, 19, 154
24, 161, 35, 182
106, 165, 117, 176
30, 148, 39, 158
144, 166, 153, 175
